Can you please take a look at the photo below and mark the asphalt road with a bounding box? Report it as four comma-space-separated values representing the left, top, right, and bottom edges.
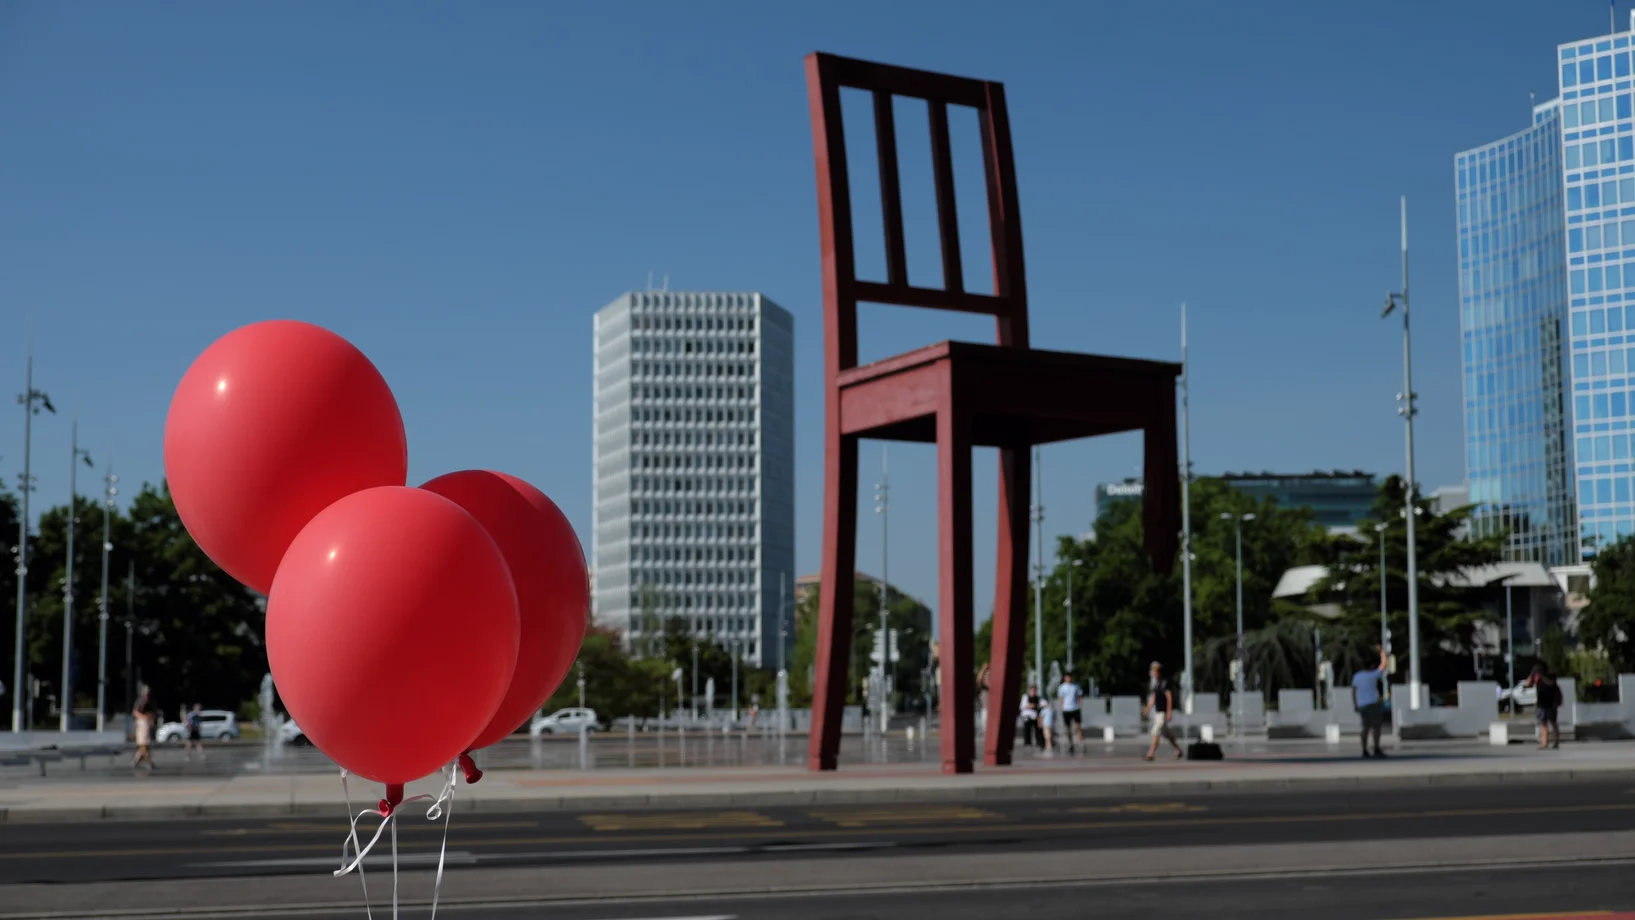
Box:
4, 778, 1635, 886
273, 865, 1635, 920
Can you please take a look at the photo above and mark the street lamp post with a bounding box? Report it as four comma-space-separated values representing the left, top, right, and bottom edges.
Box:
777, 572, 788, 736
1382, 196, 1423, 709
123, 560, 134, 720
1374, 522, 1390, 653
1065, 559, 1083, 674
95, 461, 116, 733
1180, 302, 1196, 712
1221, 512, 1255, 732
577, 661, 586, 709
1504, 580, 1516, 691
60, 414, 92, 732
13, 342, 54, 733
874, 448, 889, 711
1032, 445, 1045, 689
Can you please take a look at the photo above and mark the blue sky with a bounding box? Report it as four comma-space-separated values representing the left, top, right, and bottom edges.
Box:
0, 1, 1617, 620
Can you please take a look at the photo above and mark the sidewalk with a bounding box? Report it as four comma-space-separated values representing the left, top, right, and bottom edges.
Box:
3, 740, 1632, 823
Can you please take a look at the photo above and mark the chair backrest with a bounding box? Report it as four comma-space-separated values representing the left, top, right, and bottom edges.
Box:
805, 52, 1029, 378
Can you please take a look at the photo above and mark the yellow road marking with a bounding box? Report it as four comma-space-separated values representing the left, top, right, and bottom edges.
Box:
5, 801, 1633, 862
578, 811, 783, 832
811, 805, 998, 828
1069, 802, 1207, 815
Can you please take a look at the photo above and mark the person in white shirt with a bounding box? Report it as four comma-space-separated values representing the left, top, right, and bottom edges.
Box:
1019, 685, 1042, 748
1057, 673, 1085, 753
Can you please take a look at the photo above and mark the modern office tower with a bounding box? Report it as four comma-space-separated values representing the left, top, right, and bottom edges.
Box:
1557, 19, 1635, 558
591, 291, 795, 667
1455, 98, 1577, 565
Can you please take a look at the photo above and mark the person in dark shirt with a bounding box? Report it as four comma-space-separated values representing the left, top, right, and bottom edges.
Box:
1526, 665, 1562, 750
1142, 662, 1182, 761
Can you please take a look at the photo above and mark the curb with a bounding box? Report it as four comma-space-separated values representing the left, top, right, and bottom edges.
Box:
4, 766, 1633, 824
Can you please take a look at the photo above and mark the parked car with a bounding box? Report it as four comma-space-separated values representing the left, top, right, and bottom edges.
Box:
1500, 681, 1537, 713
530, 707, 601, 736
156, 710, 240, 743
279, 719, 310, 746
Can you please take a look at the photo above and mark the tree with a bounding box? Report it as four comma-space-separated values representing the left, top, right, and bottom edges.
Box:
1009, 476, 1328, 699
0, 480, 269, 727
1581, 535, 1635, 673
787, 576, 932, 710
122, 483, 267, 720
540, 626, 669, 719
1307, 475, 1505, 688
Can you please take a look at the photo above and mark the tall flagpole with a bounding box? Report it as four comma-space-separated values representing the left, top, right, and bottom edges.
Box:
1180, 303, 1195, 713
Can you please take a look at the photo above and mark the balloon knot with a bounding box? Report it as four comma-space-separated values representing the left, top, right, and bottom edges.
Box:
458, 751, 483, 784
379, 783, 405, 817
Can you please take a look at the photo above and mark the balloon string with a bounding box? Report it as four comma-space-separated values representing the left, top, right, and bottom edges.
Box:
428, 759, 457, 920
333, 764, 460, 917
390, 817, 398, 920
339, 770, 373, 920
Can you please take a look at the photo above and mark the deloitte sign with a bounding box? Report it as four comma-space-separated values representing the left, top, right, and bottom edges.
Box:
1095, 480, 1145, 519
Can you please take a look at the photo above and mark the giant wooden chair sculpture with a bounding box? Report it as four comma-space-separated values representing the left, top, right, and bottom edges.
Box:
804, 52, 1183, 774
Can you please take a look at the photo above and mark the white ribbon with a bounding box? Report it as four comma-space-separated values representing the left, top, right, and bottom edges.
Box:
339, 770, 373, 920
335, 760, 459, 920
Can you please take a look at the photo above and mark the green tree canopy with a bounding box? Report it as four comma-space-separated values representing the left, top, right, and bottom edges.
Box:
1582, 535, 1635, 673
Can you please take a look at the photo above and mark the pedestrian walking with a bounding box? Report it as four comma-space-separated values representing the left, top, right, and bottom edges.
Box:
1526, 664, 1563, 749
131, 689, 155, 772
1057, 672, 1085, 753
1352, 645, 1390, 758
1142, 662, 1182, 761
1040, 699, 1056, 753
185, 703, 207, 760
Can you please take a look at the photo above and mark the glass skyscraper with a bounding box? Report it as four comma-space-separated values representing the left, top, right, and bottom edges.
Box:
1456, 99, 1577, 566
1558, 22, 1635, 558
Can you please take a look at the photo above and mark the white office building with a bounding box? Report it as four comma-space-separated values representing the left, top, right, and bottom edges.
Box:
591, 291, 795, 667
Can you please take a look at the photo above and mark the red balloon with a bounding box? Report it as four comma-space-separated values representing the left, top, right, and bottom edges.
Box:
266, 486, 520, 785
421, 471, 588, 751
164, 320, 408, 595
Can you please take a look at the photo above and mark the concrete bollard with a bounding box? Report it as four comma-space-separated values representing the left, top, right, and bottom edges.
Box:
1200, 724, 1215, 744
1324, 723, 1341, 744
1102, 726, 1115, 743
1490, 722, 1510, 746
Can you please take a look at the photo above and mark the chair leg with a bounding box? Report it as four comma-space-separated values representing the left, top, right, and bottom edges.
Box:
984, 444, 1031, 766
936, 405, 974, 774
1142, 381, 1181, 573
809, 431, 860, 771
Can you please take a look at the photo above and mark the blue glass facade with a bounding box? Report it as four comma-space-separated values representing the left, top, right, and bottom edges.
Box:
1456, 101, 1576, 566
1559, 30, 1635, 557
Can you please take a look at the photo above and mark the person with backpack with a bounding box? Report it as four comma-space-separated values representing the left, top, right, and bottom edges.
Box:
1526, 665, 1563, 750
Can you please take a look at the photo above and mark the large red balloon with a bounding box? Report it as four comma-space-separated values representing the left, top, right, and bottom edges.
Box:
164, 321, 408, 595
421, 471, 588, 751
266, 486, 520, 785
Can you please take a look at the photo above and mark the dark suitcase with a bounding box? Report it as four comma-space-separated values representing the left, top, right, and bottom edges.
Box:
1186, 742, 1223, 761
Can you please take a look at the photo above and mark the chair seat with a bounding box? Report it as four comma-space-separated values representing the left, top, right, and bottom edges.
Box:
836, 340, 1181, 447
